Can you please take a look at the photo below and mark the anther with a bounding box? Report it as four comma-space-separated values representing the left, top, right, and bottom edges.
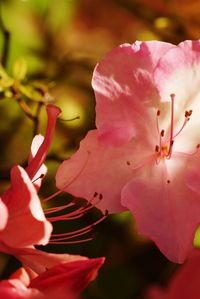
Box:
99, 194, 103, 200
93, 192, 98, 198
126, 161, 131, 166
157, 110, 160, 116
32, 173, 45, 183
188, 110, 192, 116
155, 145, 160, 152
167, 180, 171, 184
160, 129, 165, 137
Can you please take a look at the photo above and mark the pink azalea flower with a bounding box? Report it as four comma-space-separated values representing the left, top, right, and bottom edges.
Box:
0, 104, 61, 251
0, 257, 104, 299
0, 103, 105, 276
0, 165, 52, 249
26, 104, 61, 181
56, 40, 200, 263
146, 250, 200, 299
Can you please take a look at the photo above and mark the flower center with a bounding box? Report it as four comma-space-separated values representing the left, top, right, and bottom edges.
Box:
155, 93, 193, 161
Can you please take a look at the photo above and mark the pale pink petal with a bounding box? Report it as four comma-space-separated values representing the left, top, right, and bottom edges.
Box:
155, 40, 200, 104
0, 166, 52, 247
29, 257, 104, 298
121, 157, 200, 263
28, 135, 47, 191
154, 40, 200, 154
26, 104, 61, 180
0, 198, 8, 230
56, 129, 144, 212
92, 41, 174, 145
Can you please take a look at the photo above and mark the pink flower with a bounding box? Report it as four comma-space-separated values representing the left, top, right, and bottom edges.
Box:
0, 104, 61, 257
56, 40, 200, 263
0, 103, 105, 276
146, 250, 200, 299
0, 165, 52, 249
0, 257, 104, 299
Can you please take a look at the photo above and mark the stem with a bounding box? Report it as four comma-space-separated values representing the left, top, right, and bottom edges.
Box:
17, 97, 36, 121
0, 3, 10, 68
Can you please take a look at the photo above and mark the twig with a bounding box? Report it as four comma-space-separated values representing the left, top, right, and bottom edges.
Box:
17, 97, 36, 121
0, 3, 10, 67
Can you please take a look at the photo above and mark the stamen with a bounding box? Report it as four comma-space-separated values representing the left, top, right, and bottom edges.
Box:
173, 110, 191, 139
157, 110, 161, 116
48, 238, 94, 245
44, 202, 75, 215
166, 94, 175, 159
37, 143, 105, 245
173, 143, 200, 157
43, 150, 91, 203
155, 145, 160, 152
46, 194, 103, 222
49, 210, 108, 245
32, 174, 45, 183
156, 110, 161, 134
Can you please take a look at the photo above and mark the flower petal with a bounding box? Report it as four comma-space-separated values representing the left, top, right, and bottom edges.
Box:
0, 198, 8, 230
29, 257, 105, 297
155, 40, 200, 105
14, 247, 88, 276
0, 166, 52, 248
28, 135, 47, 191
56, 129, 140, 213
92, 41, 174, 145
121, 158, 200, 263
154, 40, 200, 153
26, 104, 61, 180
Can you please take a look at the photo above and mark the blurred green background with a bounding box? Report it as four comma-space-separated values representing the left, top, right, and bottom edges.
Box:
0, 0, 199, 298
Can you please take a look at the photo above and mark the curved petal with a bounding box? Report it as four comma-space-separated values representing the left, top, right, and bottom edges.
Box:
29, 257, 105, 297
121, 157, 200, 263
26, 104, 61, 180
0, 166, 52, 248
28, 135, 47, 191
0, 198, 8, 231
155, 40, 200, 105
154, 40, 200, 153
13, 247, 88, 276
56, 129, 143, 213
92, 41, 174, 145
